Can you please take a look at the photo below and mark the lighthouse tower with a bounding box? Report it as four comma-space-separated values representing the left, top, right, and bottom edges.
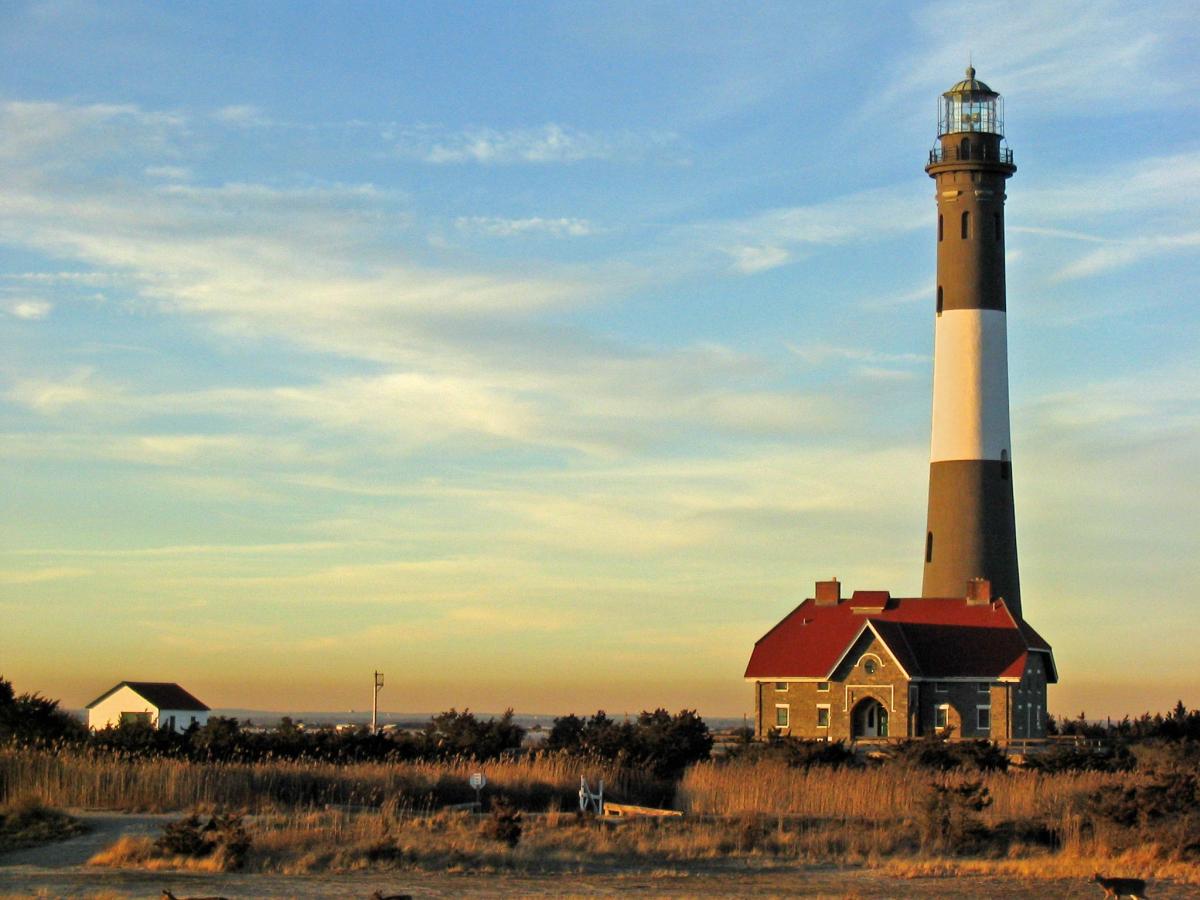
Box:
921, 68, 1023, 618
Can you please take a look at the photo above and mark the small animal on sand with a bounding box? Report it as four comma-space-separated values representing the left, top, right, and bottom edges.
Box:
161, 891, 230, 900
1091, 873, 1149, 899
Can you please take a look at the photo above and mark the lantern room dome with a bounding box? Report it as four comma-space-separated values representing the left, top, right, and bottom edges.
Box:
945, 66, 997, 97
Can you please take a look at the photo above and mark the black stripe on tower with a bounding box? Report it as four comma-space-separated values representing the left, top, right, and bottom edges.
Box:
922, 459, 1021, 618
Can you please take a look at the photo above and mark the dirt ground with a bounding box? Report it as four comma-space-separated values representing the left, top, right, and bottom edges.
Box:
0, 811, 1189, 899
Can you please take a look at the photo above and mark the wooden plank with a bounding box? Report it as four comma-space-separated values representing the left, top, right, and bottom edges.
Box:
602, 802, 682, 818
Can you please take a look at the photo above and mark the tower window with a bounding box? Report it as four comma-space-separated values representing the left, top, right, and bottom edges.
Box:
936, 287, 943, 316
994, 212, 1001, 242
938, 215, 943, 242
961, 210, 971, 239
925, 531, 933, 563
959, 137, 970, 160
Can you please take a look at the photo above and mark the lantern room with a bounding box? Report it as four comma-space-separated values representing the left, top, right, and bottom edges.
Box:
930, 67, 1013, 168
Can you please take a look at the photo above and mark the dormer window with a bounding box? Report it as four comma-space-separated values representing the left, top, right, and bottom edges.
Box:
864, 659, 877, 675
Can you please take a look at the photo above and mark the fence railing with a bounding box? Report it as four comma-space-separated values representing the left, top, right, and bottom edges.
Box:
929, 145, 1013, 165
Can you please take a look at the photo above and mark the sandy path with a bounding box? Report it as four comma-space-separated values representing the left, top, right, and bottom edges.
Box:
0, 812, 1192, 898
0, 810, 174, 869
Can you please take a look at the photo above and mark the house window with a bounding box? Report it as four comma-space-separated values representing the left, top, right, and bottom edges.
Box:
935, 682, 948, 693
817, 705, 830, 728
961, 210, 971, 239
817, 682, 830, 692
775, 682, 788, 692
977, 706, 991, 730
978, 682, 990, 694
166, 715, 176, 731
119, 711, 152, 726
775, 705, 790, 728
935, 704, 950, 730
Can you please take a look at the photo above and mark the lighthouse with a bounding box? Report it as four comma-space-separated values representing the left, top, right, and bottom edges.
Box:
743, 69, 1056, 741
921, 67, 1023, 618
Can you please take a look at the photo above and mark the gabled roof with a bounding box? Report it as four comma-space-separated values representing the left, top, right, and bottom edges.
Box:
745, 593, 1056, 683
86, 681, 210, 711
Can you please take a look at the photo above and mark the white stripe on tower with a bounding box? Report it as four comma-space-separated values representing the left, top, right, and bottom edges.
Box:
929, 308, 1011, 463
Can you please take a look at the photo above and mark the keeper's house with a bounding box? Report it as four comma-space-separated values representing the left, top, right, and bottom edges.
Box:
744, 579, 1056, 741
86, 681, 210, 733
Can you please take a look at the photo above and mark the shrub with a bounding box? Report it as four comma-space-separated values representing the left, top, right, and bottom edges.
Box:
155, 812, 251, 869
725, 736, 859, 769
917, 780, 992, 854
1086, 761, 1200, 859
1025, 743, 1133, 774
483, 797, 522, 848
891, 737, 1007, 772
547, 709, 712, 778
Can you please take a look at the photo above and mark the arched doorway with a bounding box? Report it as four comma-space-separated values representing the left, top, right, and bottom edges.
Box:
852, 698, 889, 738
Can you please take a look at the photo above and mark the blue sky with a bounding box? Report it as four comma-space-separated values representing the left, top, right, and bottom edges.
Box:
1, 1, 1197, 718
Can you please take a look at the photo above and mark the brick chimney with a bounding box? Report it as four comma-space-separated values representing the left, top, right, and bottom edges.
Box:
815, 578, 841, 606
965, 577, 992, 606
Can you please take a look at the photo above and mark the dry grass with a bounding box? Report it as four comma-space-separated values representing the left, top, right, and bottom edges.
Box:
83, 806, 1200, 883
0, 747, 647, 813
679, 758, 1120, 824
9, 748, 1195, 884
88, 834, 229, 872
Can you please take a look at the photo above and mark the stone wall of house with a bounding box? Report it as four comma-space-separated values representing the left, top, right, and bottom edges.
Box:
914, 680, 996, 739
755, 632, 911, 740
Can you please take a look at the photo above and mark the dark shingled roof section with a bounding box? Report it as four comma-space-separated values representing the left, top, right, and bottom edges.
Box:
86, 681, 210, 711
745, 594, 1056, 682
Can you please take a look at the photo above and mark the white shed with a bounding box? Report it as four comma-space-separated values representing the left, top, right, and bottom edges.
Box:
86, 681, 210, 733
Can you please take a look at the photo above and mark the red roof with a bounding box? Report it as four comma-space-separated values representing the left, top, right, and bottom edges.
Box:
745, 593, 1055, 682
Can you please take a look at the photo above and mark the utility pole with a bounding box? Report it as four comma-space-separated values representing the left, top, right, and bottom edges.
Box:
372, 671, 384, 734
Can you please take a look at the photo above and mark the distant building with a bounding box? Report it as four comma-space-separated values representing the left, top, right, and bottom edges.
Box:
86, 681, 210, 732
745, 579, 1055, 740
745, 69, 1057, 740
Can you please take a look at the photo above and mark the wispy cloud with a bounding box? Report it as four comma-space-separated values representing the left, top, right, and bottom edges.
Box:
456, 216, 594, 238
0, 567, 91, 585
872, 0, 1189, 132
211, 104, 267, 126
695, 185, 926, 275
729, 244, 790, 273
6, 368, 110, 413
1055, 232, 1200, 281
5, 299, 52, 319
396, 123, 678, 165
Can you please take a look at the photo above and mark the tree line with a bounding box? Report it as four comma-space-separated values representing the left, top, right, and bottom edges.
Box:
0, 677, 712, 775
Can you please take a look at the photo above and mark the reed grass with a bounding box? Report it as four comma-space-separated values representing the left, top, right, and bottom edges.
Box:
678, 758, 1120, 824
0, 747, 651, 813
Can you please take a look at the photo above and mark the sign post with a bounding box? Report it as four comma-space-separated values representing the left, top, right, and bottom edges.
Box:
469, 771, 486, 809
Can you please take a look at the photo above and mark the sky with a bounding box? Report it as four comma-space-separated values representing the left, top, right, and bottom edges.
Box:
1, 1, 1197, 720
